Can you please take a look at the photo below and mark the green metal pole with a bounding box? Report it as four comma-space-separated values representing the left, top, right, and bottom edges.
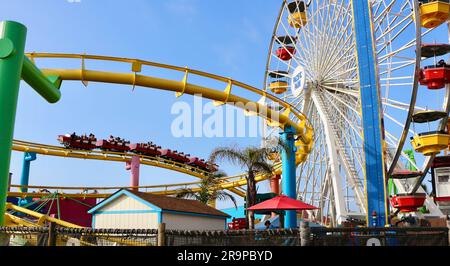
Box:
0, 21, 27, 226
22, 57, 61, 103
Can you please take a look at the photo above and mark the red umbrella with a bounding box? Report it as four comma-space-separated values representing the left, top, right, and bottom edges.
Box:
247, 195, 318, 211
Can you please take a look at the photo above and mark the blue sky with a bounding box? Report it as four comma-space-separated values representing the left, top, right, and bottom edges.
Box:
1, 0, 281, 209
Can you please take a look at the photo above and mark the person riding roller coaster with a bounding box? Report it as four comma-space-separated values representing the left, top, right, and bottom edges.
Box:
81, 134, 88, 144
88, 133, 96, 144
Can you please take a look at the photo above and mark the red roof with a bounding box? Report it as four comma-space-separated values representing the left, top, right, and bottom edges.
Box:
248, 195, 318, 211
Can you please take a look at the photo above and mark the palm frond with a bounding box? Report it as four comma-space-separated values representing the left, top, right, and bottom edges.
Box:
176, 189, 200, 201
210, 146, 248, 168
252, 161, 274, 176
213, 191, 238, 209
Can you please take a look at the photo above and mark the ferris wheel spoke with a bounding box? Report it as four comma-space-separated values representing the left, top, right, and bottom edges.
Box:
384, 112, 416, 136
378, 28, 433, 64
322, 52, 356, 80
374, 0, 410, 37
373, 0, 397, 25
322, 89, 360, 115
315, 2, 337, 75
376, 13, 413, 43
320, 93, 363, 140
321, 84, 359, 98
383, 99, 425, 112
379, 60, 416, 76
321, 39, 355, 79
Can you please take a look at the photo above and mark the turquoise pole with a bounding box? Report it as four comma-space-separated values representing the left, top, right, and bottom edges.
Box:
20, 152, 37, 194
18, 152, 36, 206
281, 125, 297, 228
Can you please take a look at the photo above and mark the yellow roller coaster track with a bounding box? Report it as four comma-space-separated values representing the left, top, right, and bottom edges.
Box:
9, 53, 314, 199
10, 139, 258, 198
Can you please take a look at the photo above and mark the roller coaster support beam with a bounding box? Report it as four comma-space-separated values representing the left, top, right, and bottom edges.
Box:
270, 174, 281, 218
126, 156, 140, 191
351, 2, 389, 227
18, 152, 36, 206
270, 174, 281, 195
0, 21, 27, 226
20, 152, 36, 193
281, 125, 297, 229
0, 21, 61, 226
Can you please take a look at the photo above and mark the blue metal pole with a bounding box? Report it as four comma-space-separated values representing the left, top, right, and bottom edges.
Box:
351, 0, 388, 227
20, 152, 36, 193
18, 152, 36, 206
280, 125, 297, 229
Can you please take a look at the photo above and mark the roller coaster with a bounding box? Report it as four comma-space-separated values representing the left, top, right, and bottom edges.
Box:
2, 51, 313, 228
4, 51, 313, 199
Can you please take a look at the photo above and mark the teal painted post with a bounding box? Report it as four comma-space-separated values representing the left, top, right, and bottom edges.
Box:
281, 125, 297, 228
0, 21, 27, 226
20, 152, 36, 193
18, 152, 37, 206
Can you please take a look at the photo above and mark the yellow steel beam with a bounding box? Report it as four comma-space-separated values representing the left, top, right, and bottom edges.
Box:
41, 68, 311, 141
7, 168, 274, 199
4, 213, 40, 227
5, 203, 83, 228
11, 140, 248, 197
25, 53, 313, 145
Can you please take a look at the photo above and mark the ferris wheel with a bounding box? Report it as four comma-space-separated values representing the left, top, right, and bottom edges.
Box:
263, 0, 450, 226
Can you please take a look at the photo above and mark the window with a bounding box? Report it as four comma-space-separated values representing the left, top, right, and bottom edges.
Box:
438, 175, 449, 183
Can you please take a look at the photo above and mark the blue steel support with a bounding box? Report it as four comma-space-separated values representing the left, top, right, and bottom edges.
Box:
18, 152, 36, 206
280, 125, 297, 228
351, 0, 389, 227
20, 152, 36, 193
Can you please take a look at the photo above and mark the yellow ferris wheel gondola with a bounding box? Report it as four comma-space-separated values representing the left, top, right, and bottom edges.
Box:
410, 110, 450, 156
419, 0, 450, 29
268, 71, 289, 94
287, 1, 308, 29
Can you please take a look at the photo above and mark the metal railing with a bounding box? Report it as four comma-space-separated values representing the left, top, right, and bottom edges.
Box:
0, 224, 448, 246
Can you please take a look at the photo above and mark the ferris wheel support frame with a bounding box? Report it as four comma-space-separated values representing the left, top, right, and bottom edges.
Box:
311, 92, 348, 223
351, 0, 389, 227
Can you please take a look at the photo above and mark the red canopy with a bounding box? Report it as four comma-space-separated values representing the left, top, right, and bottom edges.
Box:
247, 195, 318, 211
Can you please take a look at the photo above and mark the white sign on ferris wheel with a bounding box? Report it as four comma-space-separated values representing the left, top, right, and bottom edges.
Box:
291, 65, 306, 97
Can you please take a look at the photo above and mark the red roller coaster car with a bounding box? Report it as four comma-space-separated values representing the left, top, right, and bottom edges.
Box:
96, 139, 130, 152
188, 157, 218, 172
159, 149, 190, 164
57, 133, 219, 173
57, 134, 97, 150
129, 143, 161, 157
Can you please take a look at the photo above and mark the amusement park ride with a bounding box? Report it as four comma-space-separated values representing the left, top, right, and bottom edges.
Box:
0, 0, 450, 229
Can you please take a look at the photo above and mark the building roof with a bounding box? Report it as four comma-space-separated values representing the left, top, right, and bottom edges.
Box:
89, 189, 231, 218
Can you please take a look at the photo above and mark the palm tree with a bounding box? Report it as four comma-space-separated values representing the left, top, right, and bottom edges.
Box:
176, 171, 238, 209
210, 142, 287, 229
